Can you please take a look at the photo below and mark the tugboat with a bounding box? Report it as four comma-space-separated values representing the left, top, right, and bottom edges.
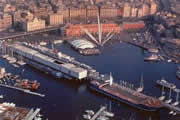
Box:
15, 79, 40, 90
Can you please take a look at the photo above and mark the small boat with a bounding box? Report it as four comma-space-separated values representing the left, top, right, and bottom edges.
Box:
83, 114, 91, 120
97, 116, 109, 120
39, 42, 47, 46
2, 55, 8, 59
0, 95, 3, 99
103, 111, 114, 117
16, 61, 26, 66
53, 40, 64, 44
85, 110, 94, 115
12, 64, 19, 68
167, 59, 172, 63
15, 79, 40, 90
148, 48, 159, 53
8, 57, 17, 64
144, 54, 160, 61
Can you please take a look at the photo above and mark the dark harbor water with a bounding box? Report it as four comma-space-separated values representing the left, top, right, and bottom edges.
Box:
0, 41, 179, 120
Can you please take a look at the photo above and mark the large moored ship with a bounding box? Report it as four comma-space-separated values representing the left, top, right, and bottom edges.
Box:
89, 74, 163, 111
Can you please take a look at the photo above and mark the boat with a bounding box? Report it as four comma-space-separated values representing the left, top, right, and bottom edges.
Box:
148, 48, 159, 53
16, 60, 26, 66
2, 54, 8, 59
89, 74, 162, 111
176, 71, 180, 79
144, 54, 160, 61
102, 111, 114, 117
39, 42, 47, 46
53, 40, 64, 44
79, 48, 101, 56
97, 116, 109, 120
15, 79, 40, 90
9, 57, 17, 64
83, 114, 91, 120
12, 63, 19, 68
85, 110, 94, 115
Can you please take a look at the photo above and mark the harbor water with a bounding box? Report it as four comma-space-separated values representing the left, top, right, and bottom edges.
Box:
0, 40, 179, 120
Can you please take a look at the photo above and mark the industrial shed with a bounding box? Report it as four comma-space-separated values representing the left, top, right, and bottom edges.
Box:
71, 39, 95, 49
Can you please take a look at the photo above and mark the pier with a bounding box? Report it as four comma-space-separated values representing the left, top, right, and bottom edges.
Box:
24, 108, 41, 120
0, 84, 45, 97
162, 103, 180, 114
156, 79, 180, 114
90, 106, 106, 120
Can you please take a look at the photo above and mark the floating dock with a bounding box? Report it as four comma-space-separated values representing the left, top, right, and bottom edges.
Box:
0, 84, 45, 97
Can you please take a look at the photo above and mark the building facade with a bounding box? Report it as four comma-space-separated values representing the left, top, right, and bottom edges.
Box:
123, 3, 131, 17
48, 14, 63, 25
0, 13, 12, 31
23, 18, 45, 32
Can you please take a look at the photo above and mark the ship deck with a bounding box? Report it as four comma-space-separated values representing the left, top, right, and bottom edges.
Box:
102, 83, 147, 104
91, 80, 147, 104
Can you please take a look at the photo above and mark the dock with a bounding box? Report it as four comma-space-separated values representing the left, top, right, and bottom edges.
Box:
156, 80, 180, 114
156, 79, 176, 89
90, 106, 106, 120
0, 84, 45, 97
24, 108, 41, 120
162, 103, 180, 114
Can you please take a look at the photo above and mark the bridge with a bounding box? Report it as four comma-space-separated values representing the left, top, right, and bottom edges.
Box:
0, 26, 63, 40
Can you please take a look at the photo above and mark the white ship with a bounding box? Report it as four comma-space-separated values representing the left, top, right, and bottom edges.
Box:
144, 54, 159, 61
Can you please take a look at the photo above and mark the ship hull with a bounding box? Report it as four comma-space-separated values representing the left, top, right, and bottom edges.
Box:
89, 83, 160, 112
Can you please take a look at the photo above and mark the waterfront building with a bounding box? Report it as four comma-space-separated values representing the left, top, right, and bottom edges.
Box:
48, 13, 63, 26
142, 4, 150, 16
150, 2, 157, 15
122, 21, 145, 30
131, 6, 138, 17
100, 5, 118, 18
123, 3, 131, 18
23, 17, 45, 32
0, 13, 12, 31
13, 10, 34, 24
138, 8, 143, 17
87, 5, 98, 18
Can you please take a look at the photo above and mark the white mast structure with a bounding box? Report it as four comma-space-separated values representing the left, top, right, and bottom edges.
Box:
80, 8, 114, 47
136, 73, 144, 92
